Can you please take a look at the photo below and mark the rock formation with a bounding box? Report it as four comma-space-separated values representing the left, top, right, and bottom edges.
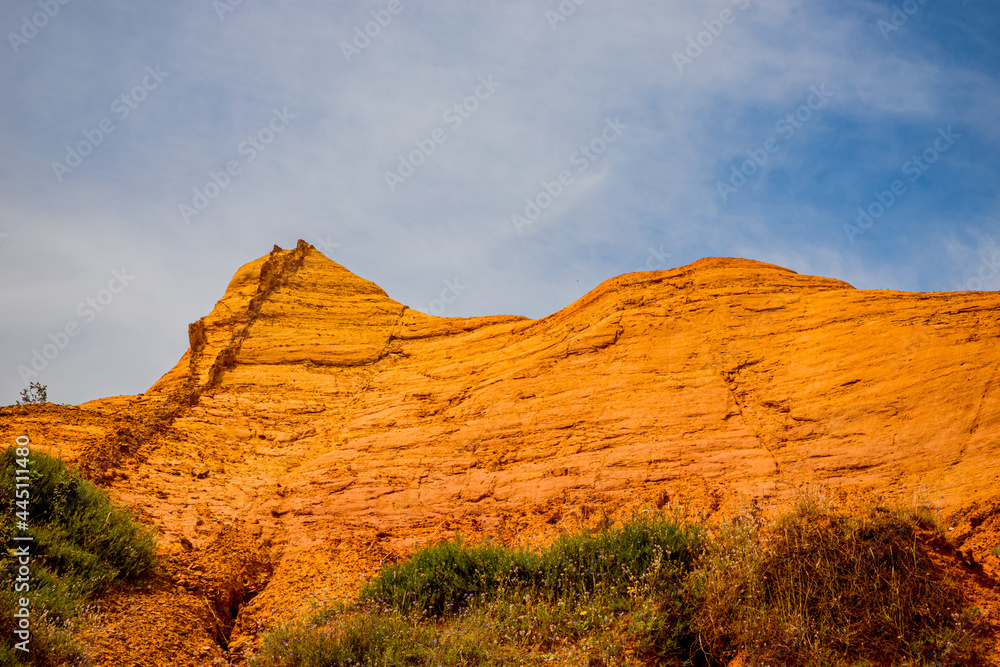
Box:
3, 239, 999, 665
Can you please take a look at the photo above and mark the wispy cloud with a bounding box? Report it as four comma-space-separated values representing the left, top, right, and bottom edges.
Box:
1, 0, 998, 403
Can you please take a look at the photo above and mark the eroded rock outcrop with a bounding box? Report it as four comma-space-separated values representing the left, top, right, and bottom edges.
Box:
3, 240, 999, 665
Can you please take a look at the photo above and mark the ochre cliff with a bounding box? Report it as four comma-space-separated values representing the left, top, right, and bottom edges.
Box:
3, 240, 999, 665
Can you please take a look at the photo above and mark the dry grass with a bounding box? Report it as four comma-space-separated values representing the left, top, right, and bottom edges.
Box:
689, 492, 982, 665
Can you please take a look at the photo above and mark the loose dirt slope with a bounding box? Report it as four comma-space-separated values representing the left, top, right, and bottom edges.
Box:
3, 240, 999, 665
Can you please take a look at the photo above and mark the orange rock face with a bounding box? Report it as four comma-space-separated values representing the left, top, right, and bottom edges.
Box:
3, 239, 1000, 665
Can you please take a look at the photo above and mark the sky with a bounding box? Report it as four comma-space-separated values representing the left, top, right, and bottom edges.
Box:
1, 0, 998, 405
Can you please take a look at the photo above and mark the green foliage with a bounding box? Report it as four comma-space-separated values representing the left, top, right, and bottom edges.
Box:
360, 536, 534, 616
0, 448, 158, 666
0, 449, 157, 582
16, 383, 47, 406
360, 510, 703, 619
250, 497, 986, 667
535, 511, 701, 602
252, 511, 704, 666
253, 609, 491, 667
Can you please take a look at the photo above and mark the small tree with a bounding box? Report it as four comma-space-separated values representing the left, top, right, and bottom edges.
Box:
17, 382, 47, 405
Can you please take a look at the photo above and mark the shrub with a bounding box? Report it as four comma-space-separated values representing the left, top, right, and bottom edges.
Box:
689, 495, 979, 666
251, 608, 492, 667
361, 511, 702, 618
253, 512, 704, 666
0, 448, 158, 665
360, 537, 536, 616
254, 498, 983, 667
535, 510, 702, 602
16, 383, 47, 406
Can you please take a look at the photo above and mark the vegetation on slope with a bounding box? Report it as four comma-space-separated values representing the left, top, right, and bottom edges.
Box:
249, 495, 986, 667
0, 447, 158, 666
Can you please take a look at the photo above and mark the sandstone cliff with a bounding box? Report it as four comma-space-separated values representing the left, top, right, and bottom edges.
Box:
3, 240, 999, 665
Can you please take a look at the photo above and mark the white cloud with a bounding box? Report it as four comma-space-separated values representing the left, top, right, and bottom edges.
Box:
0, 0, 998, 402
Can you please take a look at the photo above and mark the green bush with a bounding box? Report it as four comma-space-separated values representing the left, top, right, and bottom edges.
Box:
253, 499, 984, 667
360, 536, 537, 616
362, 511, 702, 618
250, 512, 702, 666
252, 609, 491, 667
0, 447, 158, 666
535, 511, 701, 601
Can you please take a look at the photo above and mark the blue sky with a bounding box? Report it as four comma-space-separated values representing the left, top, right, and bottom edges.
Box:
1, 0, 998, 404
